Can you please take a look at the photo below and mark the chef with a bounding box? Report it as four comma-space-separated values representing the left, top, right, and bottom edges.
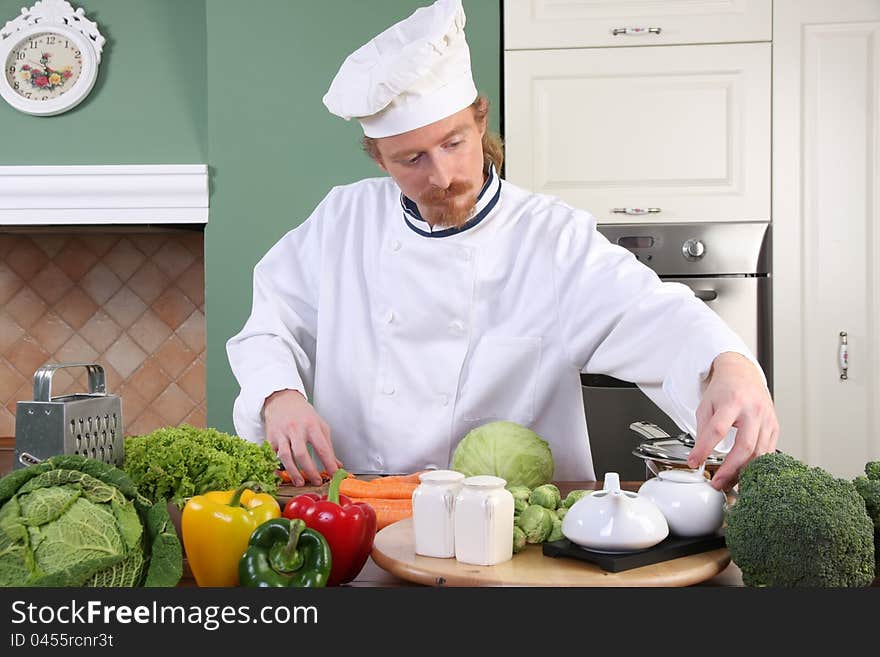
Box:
226, 0, 778, 491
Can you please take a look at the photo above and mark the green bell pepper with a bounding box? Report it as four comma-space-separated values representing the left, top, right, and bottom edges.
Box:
239, 517, 332, 587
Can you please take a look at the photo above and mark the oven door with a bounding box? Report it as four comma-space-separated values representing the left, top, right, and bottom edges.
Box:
581, 276, 771, 479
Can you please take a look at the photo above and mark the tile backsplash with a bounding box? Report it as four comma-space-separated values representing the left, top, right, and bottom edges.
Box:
0, 228, 205, 438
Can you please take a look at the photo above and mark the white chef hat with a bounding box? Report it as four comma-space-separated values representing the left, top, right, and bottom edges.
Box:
322, 0, 477, 138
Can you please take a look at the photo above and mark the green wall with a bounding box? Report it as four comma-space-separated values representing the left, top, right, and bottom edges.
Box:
205, 0, 501, 433
0, 0, 207, 163
0, 0, 502, 434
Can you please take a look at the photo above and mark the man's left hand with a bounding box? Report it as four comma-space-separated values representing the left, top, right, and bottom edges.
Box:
687, 352, 779, 491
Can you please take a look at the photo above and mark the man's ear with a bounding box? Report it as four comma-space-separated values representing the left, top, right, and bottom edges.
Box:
374, 155, 388, 173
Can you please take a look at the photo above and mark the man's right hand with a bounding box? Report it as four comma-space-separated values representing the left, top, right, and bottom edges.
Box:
262, 389, 340, 486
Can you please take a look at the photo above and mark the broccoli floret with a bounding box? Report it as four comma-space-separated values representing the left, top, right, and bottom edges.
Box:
854, 461, 880, 572
726, 452, 875, 587
853, 461, 880, 527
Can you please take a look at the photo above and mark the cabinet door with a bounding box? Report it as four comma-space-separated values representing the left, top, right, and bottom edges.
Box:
504, 0, 771, 50
504, 43, 770, 223
772, 0, 880, 478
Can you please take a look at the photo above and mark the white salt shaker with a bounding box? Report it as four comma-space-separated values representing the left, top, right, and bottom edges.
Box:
453, 475, 514, 566
412, 470, 465, 558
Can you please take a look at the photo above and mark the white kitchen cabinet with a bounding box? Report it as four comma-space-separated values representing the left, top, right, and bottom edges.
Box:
772, 0, 880, 478
504, 43, 770, 223
504, 0, 771, 50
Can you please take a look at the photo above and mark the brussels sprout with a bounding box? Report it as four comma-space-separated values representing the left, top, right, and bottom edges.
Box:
529, 484, 561, 509
507, 485, 532, 503
513, 526, 527, 554
555, 506, 568, 521
563, 489, 590, 508
518, 505, 554, 544
548, 517, 564, 542
514, 497, 529, 515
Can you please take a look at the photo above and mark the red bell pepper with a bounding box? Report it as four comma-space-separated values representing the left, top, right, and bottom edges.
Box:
282, 468, 377, 586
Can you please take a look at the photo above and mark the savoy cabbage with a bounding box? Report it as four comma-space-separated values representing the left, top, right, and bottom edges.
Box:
0, 455, 181, 587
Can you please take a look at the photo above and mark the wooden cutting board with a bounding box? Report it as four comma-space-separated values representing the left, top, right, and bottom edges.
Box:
371, 518, 730, 587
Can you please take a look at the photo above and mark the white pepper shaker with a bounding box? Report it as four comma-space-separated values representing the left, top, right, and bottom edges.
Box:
453, 475, 514, 566
412, 470, 465, 558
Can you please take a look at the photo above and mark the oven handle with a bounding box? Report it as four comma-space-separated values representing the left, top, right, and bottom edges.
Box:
692, 289, 718, 302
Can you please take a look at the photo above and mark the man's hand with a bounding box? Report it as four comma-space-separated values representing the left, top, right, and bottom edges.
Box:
262, 389, 341, 486
687, 352, 779, 491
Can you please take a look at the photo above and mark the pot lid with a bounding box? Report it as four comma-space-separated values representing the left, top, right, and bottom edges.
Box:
632, 437, 725, 467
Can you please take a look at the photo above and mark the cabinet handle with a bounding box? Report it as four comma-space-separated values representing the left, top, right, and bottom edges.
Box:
611, 27, 662, 36
839, 331, 849, 380
611, 207, 662, 215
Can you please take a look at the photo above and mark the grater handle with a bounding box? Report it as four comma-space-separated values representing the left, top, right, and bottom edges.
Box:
33, 363, 107, 402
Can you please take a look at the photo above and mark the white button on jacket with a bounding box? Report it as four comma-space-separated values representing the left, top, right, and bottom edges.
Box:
227, 176, 761, 480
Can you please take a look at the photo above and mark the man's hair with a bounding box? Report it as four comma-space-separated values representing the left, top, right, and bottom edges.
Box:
361, 95, 504, 173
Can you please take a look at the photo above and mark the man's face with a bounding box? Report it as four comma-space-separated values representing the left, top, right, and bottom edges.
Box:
374, 106, 487, 228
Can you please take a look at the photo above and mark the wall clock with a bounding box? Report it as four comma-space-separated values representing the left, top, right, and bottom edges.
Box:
0, 0, 104, 116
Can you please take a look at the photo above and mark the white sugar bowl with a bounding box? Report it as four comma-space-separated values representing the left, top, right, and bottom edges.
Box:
561, 473, 669, 552
638, 469, 727, 537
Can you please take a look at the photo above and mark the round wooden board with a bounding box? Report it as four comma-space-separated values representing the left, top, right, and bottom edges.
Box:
372, 518, 730, 587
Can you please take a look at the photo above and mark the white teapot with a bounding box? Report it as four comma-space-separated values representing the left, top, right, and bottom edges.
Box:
637, 468, 727, 537
562, 473, 669, 552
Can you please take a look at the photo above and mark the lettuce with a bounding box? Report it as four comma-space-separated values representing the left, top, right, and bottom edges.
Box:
123, 424, 279, 508
0, 455, 181, 587
451, 421, 554, 489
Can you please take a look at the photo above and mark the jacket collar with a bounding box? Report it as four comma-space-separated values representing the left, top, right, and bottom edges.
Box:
400, 163, 501, 238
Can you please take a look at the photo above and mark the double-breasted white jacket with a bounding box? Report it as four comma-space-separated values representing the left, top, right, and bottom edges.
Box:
227, 166, 760, 480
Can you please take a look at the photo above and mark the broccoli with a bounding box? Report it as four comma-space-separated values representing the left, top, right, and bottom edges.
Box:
853, 461, 880, 571
725, 452, 875, 587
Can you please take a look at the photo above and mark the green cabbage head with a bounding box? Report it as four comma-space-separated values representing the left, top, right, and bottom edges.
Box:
451, 421, 554, 489
0, 455, 182, 587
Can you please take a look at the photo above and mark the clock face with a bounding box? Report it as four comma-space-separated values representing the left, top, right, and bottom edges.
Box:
4, 31, 83, 102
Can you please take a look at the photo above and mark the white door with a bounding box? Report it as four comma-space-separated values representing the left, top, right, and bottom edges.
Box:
504, 43, 770, 223
773, 0, 880, 478
504, 0, 771, 49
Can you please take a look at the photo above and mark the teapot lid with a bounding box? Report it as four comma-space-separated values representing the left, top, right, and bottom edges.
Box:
657, 469, 708, 484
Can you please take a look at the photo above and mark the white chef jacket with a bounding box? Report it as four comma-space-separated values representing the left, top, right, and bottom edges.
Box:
227, 165, 760, 480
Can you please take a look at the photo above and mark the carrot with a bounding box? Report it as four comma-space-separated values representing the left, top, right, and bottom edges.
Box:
368, 471, 428, 484
339, 477, 418, 500
350, 497, 413, 530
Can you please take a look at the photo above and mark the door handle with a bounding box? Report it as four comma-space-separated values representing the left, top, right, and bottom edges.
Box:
611, 27, 662, 36
693, 290, 718, 301
839, 331, 848, 380
611, 207, 662, 215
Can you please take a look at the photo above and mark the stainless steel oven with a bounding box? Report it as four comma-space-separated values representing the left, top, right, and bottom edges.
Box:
583, 221, 772, 479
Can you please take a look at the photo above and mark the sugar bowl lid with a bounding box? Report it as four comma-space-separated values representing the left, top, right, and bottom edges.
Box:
561, 473, 669, 553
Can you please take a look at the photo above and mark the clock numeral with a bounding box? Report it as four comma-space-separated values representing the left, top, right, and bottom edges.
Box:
7, 66, 14, 75
28, 40, 37, 49
41, 96, 47, 101
25, 92, 32, 99
46, 36, 56, 45
16, 51, 25, 60
74, 50, 81, 58
13, 82, 19, 90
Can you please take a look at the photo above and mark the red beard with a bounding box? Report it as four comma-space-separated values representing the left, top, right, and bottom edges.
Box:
418, 180, 478, 228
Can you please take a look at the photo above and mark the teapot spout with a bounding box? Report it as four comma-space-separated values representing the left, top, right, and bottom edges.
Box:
603, 472, 621, 494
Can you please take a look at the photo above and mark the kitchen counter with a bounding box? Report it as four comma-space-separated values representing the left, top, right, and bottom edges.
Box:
0, 440, 745, 586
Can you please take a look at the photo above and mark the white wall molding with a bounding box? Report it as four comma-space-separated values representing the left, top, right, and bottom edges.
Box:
0, 164, 208, 225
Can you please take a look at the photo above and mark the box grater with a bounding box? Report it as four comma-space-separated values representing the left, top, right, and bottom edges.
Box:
14, 363, 124, 469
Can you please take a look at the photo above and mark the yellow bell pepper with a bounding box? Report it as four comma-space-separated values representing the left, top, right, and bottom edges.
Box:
181, 482, 281, 587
